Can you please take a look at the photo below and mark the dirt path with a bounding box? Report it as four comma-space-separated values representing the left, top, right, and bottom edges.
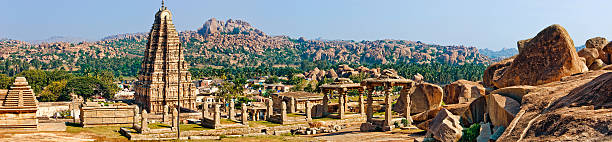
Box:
0, 132, 97, 142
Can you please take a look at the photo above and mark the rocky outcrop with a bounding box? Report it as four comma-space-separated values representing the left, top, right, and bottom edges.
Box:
486, 94, 520, 128
578, 48, 599, 66
412, 103, 469, 122
490, 85, 538, 102
586, 37, 609, 64
443, 80, 485, 104
604, 42, 612, 64
498, 70, 612, 141
483, 56, 515, 88
491, 24, 585, 88
197, 18, 265, 36
410, 83, 444, 114
426, 108, 463, 142
461, 96, 486, 126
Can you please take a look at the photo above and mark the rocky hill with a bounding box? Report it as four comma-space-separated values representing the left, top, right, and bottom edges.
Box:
0, 18, 491, 75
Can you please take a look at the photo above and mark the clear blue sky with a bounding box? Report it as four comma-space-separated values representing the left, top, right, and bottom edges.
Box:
1, 0, 611, 50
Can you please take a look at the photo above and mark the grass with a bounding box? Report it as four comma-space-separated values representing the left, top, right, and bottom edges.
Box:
287, 113, 304, 117
312, 117, 336, 121
148, 123, 212, 131
221, 119, 239, 124
65, 122, 129, 140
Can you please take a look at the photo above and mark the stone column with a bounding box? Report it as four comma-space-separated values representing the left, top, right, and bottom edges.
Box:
359, 88, 365, 115
289, 97, 296, 114
403, 89, 413, 124
305, 101, 312, 121
140, 110, 149, 134
323, 93, 329, 116
172, 107, 178, 131
229, 99, 235, 121
339, 90, 345, 119
281, 101, 287, 123
214, 104, 221, 126
133, 106, 139, 129
366, 88, 374, 122
266, 99, 273, 120
163, 105, 169, 123
384, 85, 392, 127
202, 101, 208, 117
241, 103, 248, 125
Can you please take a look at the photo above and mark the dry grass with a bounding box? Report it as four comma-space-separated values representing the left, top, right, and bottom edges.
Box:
65, 123, 129, 141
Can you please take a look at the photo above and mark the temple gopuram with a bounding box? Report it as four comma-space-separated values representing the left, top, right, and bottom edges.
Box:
134, 2, 197, 113
0, 77, 39, 130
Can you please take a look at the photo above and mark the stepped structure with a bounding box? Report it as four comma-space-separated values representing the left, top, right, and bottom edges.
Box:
0, 77, 39, 130
134, 2, 197, 113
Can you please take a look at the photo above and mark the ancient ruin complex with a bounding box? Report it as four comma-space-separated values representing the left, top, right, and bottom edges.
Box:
0, 77, 39, 130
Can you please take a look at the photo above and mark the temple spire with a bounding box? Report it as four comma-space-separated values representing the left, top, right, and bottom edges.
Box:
161, 0, 166, 10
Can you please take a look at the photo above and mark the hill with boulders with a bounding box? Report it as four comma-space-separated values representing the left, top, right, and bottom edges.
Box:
402, 24, 612, 142
0, 18, 491, 74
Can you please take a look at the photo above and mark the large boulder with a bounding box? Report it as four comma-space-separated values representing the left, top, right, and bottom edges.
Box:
460, 96, 486, 126
412, 103, 469, 122
490, 85, 538, 102
482, 56, 515, 88
498, 70, 612, 141
603, 42, 612, 64
586, 37, 609, 63
410, 82, 444, 114
443, 80, 485, 104
577, 48, 599, 66
492, 24, 585, 88
589, 59, 606, 70
486, 94, 520, 128
392, 81, 416, 114
426, 108, 463, 142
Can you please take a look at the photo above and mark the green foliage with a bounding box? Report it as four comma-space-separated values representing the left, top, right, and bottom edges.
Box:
39, 80, 68, 102
401, 118, 410, 126
62, 76, 118, 100
394, 121, 400, 128
0, 74, 13, 89
459, 123, 481, 142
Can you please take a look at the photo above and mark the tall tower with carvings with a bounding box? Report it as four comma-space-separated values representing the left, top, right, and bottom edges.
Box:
134, 1, 197, 113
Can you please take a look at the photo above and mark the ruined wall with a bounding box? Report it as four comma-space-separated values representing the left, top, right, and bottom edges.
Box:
80, 105, 136, 127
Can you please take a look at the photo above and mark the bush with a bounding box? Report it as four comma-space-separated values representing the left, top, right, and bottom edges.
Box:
401, 118, 410, 126
459, 123, 480, 142
394, 121, 400, 128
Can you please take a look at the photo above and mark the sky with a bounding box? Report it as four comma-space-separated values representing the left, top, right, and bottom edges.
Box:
1, 0, 611, 50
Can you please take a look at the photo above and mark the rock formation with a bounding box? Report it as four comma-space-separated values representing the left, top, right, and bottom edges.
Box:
426, 108, 463, 142
482, 56, 515, 88
486, 94, 520, 128
443, 80, 485, 104
497, 70, 612, 141
491, 24, 585, 88
410, 82, 444, 114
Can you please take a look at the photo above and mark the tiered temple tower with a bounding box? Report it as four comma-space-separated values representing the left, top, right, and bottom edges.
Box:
134, 2, 197, 113
0, 77, 38, 130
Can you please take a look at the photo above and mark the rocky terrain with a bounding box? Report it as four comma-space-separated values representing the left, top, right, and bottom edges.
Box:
401, 24, 612, 142
0, 18, 490, 73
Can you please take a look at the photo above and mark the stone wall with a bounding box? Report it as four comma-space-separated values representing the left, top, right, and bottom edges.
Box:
80, 105, 136, 127
37, 102, 70, 117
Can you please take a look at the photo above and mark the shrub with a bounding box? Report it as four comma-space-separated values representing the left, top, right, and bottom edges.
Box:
401, 118, 410, 126
459, 123, 480, 142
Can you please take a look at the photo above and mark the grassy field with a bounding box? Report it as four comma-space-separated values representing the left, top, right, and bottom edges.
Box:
65, 123, 129, 141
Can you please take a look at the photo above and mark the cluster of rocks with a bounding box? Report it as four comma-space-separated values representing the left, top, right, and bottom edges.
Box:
412, 24, 612, 142
291, 124, 345, 135
300, 65, 380, 81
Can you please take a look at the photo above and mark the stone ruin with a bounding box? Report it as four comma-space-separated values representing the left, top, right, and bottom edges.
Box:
0, 77, 39, 131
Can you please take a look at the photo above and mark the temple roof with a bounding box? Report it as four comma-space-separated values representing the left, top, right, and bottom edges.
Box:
0, 77, 38, 109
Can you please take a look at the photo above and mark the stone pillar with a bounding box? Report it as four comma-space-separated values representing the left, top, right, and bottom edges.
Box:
403, 89, 413, 124
266, 99, 273, 120
339, 91, 345, 119
289, 97, 296, 114
366, 88, 374, 122
214, 104, 221, 125
229, 99, 235, 121
172, 107, 178, 131
133, 106, 139, 129
281, 101, 287, 122
140, 110, 149, 134
384, 85, 392, 127
241, 103, 248, 125
163, 105, 169, 123
359, 91, 365, 115
305, 101, 312, 121
323, 93, 329, 116
202, 101, 208, 117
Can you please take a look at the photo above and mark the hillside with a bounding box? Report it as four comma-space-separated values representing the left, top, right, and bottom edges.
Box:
0, 18, 491, 77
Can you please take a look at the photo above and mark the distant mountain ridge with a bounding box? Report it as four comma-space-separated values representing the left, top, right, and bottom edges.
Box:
29, 36, 90, 44
0, 18, 492, 74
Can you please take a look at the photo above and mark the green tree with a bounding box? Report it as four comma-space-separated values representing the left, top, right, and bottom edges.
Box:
39, 80, 68, 102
